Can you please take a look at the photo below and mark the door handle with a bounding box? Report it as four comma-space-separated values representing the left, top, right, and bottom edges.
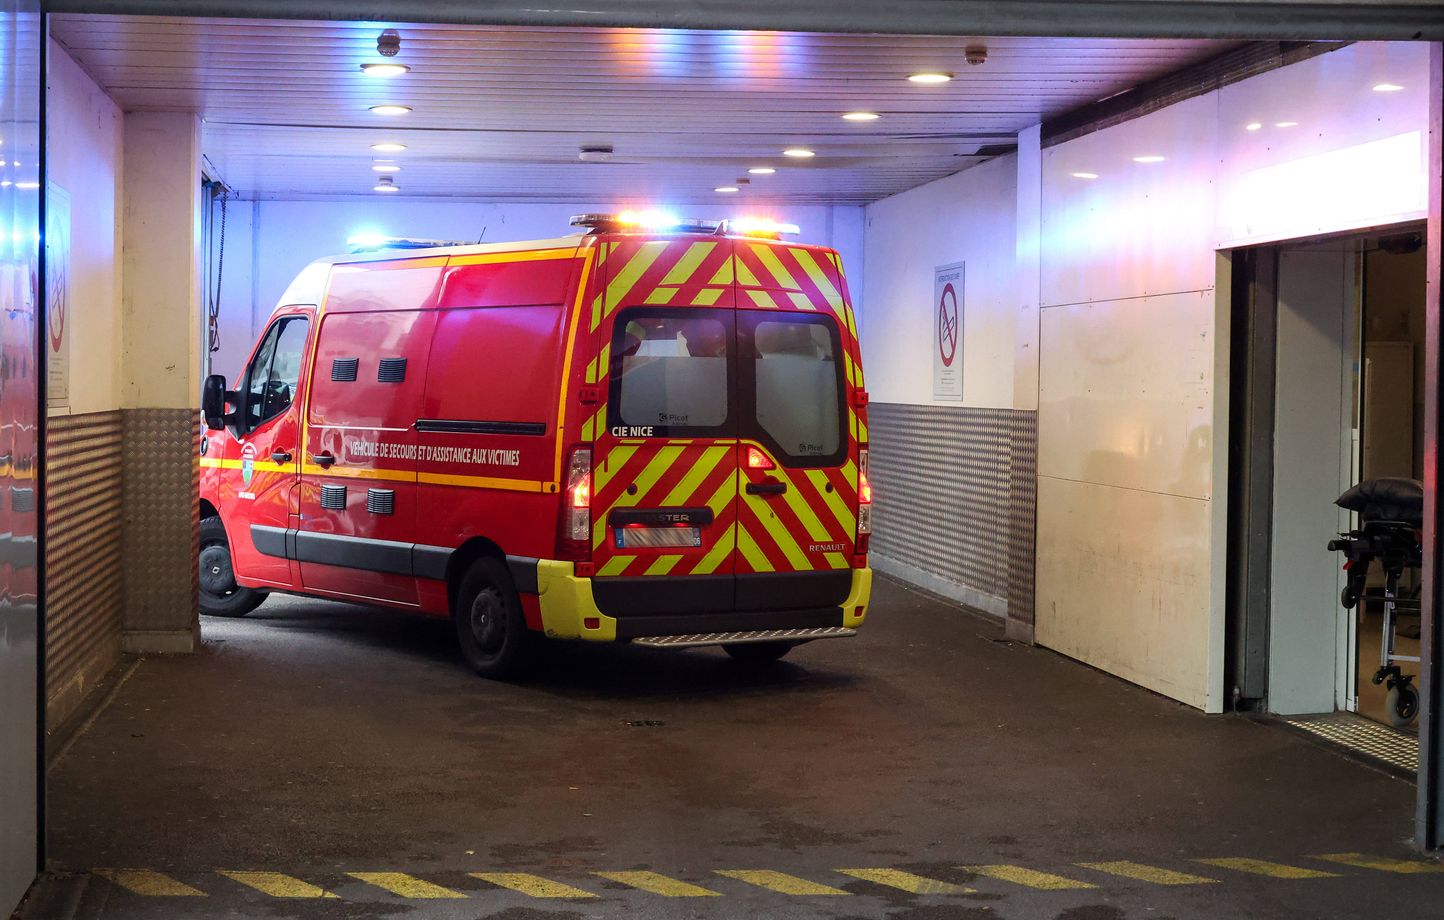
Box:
312, 451, 335, 469
746, 480, 787, 496
271, 450, 292, 463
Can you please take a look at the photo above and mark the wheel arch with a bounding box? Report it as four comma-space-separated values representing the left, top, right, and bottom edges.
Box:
200, 498, 220, 521
446, 536, 507, 614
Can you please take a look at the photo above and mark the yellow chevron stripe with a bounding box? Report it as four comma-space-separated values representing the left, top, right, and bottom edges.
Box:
749, 501, 813, 570
626, 445, 687, 505
840, 458, 859, 489
824, 552, 849, 567
644, 555, 683, 576
746, 289, 779, 308
792, 248, 844, 308
590, 292, 604, 331
598, 555, 634, 576
736, 525, 774, 572
218, 871, 337, 899
843, 351, 858, 386
706, 258, 735, 286
776, 476, 836, 543
735, 257, 761, 287
787, 291, 816, 310
695, 287, 725, 306
659, 445, 729, 507
644, 286, 678, 304
606, 241, 671, 312
661, 242, 717, 286
596, 444, 639, 492
805, 469, 856, 533
598, 341, 612, 379
693, 522, 736, 574
749, 244, 802, 290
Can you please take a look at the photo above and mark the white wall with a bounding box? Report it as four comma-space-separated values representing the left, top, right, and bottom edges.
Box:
1034, 40, 1430, 712
859, 155, 1019, 408
212, 199, 864, 379
46, 40, 122, 416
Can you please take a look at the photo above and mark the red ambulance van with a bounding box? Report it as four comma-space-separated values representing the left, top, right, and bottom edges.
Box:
198, 214, 872, 677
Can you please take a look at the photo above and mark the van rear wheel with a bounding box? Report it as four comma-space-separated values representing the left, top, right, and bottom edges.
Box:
455, 557, 535, 679
198, 516, 266, 618
722, 640, 796, 664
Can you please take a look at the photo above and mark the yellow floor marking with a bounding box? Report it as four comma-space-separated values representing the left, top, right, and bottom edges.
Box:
471, 873, 597, 898
595, 870, 722, 896
217, 871, 338, 898
1315, 853, 1444, 874
1197, 858, 1340, 879
964, 865, 1097, 890
715, 869, 850, 895
346, 872, 467, 898
1078, 861, 1219, 885
837, 868, 973, 894
94, 870, 206, 897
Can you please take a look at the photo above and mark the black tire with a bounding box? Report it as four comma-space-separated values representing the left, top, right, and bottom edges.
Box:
454, 557, 535, 679
1389, 683, 1420, 728
198, 516, 266, 617
722, 640, 796, 664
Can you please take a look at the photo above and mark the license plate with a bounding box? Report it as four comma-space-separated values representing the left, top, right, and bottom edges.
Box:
615, 526, 702, 549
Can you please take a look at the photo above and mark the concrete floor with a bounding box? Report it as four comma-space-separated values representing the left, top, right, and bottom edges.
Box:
28, 574, 1444, 919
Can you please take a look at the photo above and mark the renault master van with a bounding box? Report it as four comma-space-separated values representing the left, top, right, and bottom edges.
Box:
199, 214, 872, 677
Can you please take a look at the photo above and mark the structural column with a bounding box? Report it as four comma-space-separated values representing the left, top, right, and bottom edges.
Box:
119, 111, 202, 653
1007, 124, 1043, 644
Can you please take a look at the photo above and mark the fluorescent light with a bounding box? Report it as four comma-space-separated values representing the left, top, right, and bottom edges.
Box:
747, 167, 776, 175
1373, 83, 1405, 93
782, 148, 815, 158
360, 62, 410, 77
907, 72, 952, 84
1275, 121, 1299, 128
1245, 122, 1263, 131
714, 186, 740, 193
371, 142, 408, 152
373, 177, 399, 192
369, 104, 412, 116
842, 111, 880, 121
15, 181, 39, 189
1132, 155, 1166, 164
1070, 172, 1099, 180
372, 162, 401, 172
0, 181, 10, 188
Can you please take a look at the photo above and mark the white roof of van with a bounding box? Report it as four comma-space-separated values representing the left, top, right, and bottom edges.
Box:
275, 235, 583, 309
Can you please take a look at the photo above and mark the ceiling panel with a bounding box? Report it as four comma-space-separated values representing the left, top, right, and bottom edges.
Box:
50, 15, 1248, 204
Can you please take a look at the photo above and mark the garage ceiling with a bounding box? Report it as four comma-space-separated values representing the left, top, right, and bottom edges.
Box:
50, 16, 1247, 205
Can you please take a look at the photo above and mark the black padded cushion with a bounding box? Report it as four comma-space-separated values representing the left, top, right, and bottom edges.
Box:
1335, 478, 1423, 525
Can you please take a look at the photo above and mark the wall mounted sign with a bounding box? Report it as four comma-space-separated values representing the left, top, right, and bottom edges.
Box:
46, 182, 70, 409
932, 260, 964, 400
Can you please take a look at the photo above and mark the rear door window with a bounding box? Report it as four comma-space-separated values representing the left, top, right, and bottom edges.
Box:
609, 309, 733, 437
741, 312, 846, 466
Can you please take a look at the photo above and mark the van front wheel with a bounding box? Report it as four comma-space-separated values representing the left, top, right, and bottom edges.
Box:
198, 516, 266, 617
455, 557, 534, 679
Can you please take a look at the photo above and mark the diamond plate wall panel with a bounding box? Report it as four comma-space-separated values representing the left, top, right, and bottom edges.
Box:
120, 409, 199, 645
44, 411, 125, 731
868, 402, 1036, 629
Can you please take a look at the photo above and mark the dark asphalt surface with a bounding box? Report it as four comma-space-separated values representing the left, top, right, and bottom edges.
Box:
29, 574, 1444, 919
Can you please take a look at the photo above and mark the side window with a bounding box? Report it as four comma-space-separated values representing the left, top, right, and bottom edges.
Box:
242, 317, 309, 431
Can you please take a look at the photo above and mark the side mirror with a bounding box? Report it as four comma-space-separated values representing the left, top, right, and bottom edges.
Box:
202, 374, 229, 431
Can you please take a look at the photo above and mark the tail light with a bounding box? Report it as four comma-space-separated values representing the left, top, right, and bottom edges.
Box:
558, 446, 593, 560
856, 447, 872, 554
747, 446, 775, 470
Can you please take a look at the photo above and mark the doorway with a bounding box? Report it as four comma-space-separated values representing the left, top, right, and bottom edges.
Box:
1227, 225, 1428, 730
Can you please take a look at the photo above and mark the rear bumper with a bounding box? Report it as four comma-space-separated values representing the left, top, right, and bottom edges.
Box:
530, 562, 872, 643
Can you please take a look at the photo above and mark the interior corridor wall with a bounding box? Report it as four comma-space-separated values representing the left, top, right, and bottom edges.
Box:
860, 155, 1033, 619
212, 200, 864, 379
1035, 40, 1431, 712
44, 38, 126, 732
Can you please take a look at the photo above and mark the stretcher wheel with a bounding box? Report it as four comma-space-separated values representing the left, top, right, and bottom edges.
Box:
723, 641, 795, 664
198, 516, 266, 618
1387, 682, 1420, 728
454, 557, 535, 679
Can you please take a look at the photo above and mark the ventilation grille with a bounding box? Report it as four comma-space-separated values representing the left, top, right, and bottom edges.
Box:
330, 357, 359, 382
367, 488, 396, 515
319, 484, 347, 509
10, 486, 33, 513
377, 357, 407, 383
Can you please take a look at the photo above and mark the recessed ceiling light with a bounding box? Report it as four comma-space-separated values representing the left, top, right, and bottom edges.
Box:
373, 176, 399, 192
0, 181, 11, 188
15, 181, 39, 189
747, 167, 776, 175
360, 62, 410, 77
714, 186, 740, 193
372, 162, 401, 172
371, 142, 408, 152
908, 72, 952, 84
842, 111, 880, 121
1373, 83, 1405, 92
1245, 122, 1263, 131
782, 148, 815, 158
1133, 155, 1166, 164
1070, 172, 1099, 180
369, 104, 412, 116
1275, 121, 1299, 128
